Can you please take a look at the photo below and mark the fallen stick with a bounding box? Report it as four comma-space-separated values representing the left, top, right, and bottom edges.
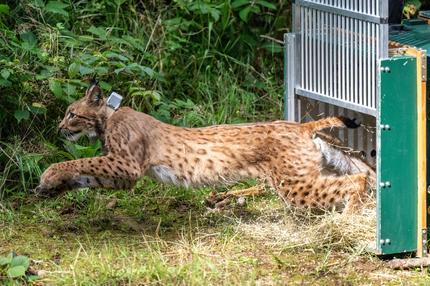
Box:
205, 185, 266, 209
388, 257, 430, 270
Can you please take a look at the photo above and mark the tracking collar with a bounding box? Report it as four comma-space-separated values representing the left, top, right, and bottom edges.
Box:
106, 92, 123, 111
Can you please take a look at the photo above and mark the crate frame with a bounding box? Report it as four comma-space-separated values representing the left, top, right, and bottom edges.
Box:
284, 1, 428, 257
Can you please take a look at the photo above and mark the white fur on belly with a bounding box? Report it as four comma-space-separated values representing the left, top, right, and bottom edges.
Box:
149, 165, 190, 187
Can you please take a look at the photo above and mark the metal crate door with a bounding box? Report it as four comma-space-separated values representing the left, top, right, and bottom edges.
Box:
286, 0, 389, 119
378, 56, 418, 255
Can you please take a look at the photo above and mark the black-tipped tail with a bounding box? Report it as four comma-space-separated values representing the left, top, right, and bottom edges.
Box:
338, 116, 361, 129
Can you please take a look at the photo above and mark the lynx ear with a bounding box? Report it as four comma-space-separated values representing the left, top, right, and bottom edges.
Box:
85, 80, 102, 105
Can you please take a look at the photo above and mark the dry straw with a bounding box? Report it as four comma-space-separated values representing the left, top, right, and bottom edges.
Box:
236, 191, 376, 254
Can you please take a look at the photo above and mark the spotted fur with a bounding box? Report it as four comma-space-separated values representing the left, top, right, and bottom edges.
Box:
35, 82, 370, 213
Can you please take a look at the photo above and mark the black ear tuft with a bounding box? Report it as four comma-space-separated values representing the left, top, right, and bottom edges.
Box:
86, 79, 103, 105
90, 75, 99, 86
338, 116, 361, 129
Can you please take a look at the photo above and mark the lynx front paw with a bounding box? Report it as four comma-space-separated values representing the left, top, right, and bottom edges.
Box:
31, 185, 53, 197
34, 164, 78, 196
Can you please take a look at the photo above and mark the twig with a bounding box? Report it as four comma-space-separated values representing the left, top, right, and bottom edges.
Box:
259, 35, 284, 44
388, 257, 430, 270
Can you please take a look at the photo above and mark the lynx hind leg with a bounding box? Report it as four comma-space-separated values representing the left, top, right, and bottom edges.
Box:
341, 173, 367, 214
276, 173, 367, 213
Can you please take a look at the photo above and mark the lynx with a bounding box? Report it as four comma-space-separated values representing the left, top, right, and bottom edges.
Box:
34, 81, 371, 213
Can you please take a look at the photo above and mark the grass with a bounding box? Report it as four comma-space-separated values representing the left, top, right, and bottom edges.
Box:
2, 179, 430, 285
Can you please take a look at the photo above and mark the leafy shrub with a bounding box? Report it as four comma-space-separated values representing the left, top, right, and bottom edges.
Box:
0, 253, 39, 284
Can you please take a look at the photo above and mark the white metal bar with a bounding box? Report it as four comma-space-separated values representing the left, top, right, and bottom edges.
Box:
308, 9, 315, 91
368, 22, 372, 107
323, 11, 327, 95
304, 7, 309, 90
358, 19, 363, 105
286, 33, 297, 121
371, 23, 376, 108
346, 17, 350, 102
295, 88, 377, 116
325, 11, 329, 96
317, 9, 320, 93
312, 9, 316, 92
354, 18, 358, 104
301, 8, 305, 88
329, 12, 333, 97
296, 0, 386, 23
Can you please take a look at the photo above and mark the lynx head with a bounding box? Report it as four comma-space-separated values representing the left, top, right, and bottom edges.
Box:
59, 79, 107, 141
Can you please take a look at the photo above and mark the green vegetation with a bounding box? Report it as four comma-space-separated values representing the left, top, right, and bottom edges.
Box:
1, 0, 430, 284
0, 253, 39, 284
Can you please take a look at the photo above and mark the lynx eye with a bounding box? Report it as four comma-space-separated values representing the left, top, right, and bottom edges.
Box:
68, 112, 76, 119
